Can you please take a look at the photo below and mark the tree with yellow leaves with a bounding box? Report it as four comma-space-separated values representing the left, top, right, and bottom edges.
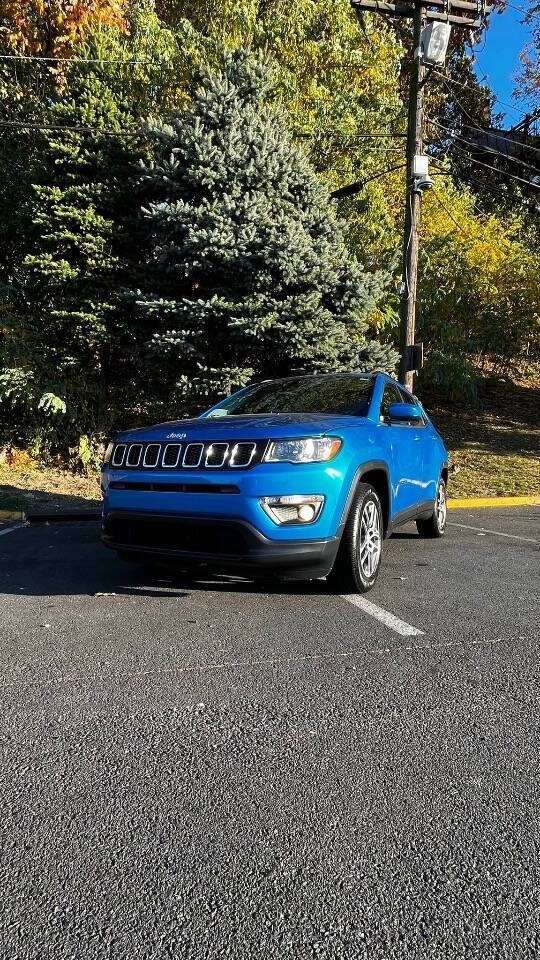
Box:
0, 0, 126, 58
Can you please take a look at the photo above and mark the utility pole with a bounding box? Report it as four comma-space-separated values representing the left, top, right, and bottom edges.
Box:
350, 0, 492, 389
399, 2, 425, 390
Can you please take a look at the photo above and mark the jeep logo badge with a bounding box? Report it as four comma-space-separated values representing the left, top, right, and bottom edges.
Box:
166, 432, 187, 439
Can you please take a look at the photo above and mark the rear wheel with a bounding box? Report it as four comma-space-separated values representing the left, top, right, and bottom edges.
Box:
416, 477, 447, 538
327, 482, 383, 593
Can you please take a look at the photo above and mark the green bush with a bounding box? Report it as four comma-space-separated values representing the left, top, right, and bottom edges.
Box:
418, 351, 479, 407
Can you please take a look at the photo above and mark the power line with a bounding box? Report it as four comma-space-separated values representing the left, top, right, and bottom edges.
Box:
0, 118, 412, 145
430, 155, 540, 217
429, 118, 540, 175
432, 188, 473, 238
469, 49, 537, 124
296, 131, 407, 139
431, 136, 540, 190
504, 0, 540, 22
330, 163, 407, 199
457, 120, 540, 157
448, 139, 540, 189
436, 72, 540, 157
432, 68, 530, 120
0, 120, 147, 136
430, 160, 517, 203
0, 53, 153, 65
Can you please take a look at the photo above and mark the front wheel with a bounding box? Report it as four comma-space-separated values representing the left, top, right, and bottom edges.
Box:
416, 477, 447, 538
327, 482, 383, 593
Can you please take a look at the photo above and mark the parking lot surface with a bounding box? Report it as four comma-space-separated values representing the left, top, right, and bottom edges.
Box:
0, 507, 539, 959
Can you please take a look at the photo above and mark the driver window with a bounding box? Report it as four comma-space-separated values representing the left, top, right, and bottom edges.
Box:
380, 383, 402, 422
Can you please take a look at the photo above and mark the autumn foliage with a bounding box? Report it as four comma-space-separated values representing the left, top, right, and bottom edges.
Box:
0, 0, 126, 58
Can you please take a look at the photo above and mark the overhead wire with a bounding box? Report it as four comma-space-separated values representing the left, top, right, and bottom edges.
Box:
0, 53, 153, 65
430, 159, 517, 203
0, 120, 148, 136
0, 119, 410, 142
503, 0, 540, 22
432, 67, 531, 121
456, 119, 540, 156
330, 162, 407, 199
429, 118, 540, 175
442, 140, 540, 189
431, 188, 474, 238
435, 71, 540, 157
427, 123, 540, 190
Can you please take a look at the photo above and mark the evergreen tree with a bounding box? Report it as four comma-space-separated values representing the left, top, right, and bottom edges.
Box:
1, 2, 179, 452
136, 50, 397, 413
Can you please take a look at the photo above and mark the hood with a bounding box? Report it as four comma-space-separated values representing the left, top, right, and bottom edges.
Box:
116, 412, 368, 443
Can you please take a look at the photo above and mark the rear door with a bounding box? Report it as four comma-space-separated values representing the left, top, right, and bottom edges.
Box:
378, 381, 424, 516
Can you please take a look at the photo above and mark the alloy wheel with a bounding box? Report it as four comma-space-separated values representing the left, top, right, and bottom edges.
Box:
436, 481, 447, 531
359, 499, 381, 579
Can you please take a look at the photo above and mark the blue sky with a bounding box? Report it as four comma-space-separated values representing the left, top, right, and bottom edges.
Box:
473, 6, 535, 125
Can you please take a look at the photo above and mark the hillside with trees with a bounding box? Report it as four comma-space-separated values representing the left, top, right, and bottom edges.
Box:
0, 0, 538, 469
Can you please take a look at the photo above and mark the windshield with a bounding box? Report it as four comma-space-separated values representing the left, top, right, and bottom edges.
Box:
205, 375, 374, 417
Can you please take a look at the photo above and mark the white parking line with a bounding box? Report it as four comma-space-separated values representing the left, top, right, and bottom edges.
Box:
448, 521, 538, 544
0, 523, 24, 538
341, 594, 424, 637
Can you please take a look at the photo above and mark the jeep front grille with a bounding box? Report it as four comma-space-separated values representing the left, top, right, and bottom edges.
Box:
110, 440, 263, 471
162, 443, 181, 467
183, 443, 204, 468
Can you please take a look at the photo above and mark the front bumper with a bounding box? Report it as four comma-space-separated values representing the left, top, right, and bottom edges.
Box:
101, 511, 339, 579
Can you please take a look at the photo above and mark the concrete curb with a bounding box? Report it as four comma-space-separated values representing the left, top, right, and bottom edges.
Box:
449, 496, 540, 509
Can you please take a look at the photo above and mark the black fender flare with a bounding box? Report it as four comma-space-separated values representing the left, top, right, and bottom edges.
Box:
337, 460, 392, 539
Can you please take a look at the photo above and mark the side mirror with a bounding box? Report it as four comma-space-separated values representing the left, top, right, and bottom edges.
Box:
388, 402, 423, 423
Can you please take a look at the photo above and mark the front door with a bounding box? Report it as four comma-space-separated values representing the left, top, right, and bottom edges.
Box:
378, 382, 424, 518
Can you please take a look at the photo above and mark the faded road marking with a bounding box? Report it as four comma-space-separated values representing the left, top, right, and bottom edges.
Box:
341, 594, 424, 637
0, 523, 25, 538
449, 521, 538, 544
0, 637, 515, 688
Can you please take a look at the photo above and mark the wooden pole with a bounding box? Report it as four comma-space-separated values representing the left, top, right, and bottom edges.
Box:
398, 1, 425, 390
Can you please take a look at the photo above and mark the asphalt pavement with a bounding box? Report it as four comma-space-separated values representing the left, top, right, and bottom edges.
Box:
0, 507, 539, 959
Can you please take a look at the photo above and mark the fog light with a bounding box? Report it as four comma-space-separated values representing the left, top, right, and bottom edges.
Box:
297, 503, 316, 522
260, 495, 324, 525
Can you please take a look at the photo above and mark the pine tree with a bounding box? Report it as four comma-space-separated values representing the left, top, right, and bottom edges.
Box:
136, 50, 397, 413
4, 2, 178, 451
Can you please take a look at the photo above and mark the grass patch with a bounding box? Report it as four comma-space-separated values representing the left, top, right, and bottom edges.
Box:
0, 463, 101, 514
427, 369, 540, 499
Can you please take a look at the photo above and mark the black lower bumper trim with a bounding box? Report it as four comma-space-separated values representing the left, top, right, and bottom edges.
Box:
101, 511, 339, 579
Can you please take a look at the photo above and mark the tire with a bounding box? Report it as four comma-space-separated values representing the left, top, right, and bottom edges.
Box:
416, 477, 447, 538
327, 482, 383, 593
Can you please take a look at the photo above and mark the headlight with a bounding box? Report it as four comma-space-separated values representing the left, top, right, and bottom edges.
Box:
263, 437, 341, 464
102, 442, 114, 466
260, 495, 325, 525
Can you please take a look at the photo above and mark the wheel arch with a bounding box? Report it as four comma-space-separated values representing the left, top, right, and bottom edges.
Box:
339, 461, 391, 538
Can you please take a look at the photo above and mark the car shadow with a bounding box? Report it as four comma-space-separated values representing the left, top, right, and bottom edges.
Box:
0, 521, 329, 599
389, 531, 422, 540
0, 482, 101, 515
0, 520, 423, 600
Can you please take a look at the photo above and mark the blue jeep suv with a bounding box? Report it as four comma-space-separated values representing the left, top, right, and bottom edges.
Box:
101, 372, 448, 592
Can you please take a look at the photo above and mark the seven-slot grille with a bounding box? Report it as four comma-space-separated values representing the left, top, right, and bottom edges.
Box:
110, 440, 259, 471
